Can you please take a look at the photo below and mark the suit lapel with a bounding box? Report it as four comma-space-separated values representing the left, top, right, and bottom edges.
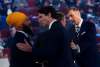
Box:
79, 21, 87, 37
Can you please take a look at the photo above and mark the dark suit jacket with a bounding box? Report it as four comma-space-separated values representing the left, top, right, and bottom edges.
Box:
32, 21, 75, 67
76, 20, 100, 67
66, 22, 79, 59
66, 22, 75, 43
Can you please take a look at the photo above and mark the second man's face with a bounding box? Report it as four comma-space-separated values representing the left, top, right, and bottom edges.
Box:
67, 10, 80, 25
38, 13, 49, 28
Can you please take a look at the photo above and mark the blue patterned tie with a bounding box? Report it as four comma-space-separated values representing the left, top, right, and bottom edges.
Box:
73, 25, 80, 44
75, 26, 80, 37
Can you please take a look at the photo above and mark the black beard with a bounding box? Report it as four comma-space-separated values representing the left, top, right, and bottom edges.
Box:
23, 25, 33, 37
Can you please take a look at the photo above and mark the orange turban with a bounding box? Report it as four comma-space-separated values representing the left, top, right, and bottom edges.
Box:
6, 12, 28, 27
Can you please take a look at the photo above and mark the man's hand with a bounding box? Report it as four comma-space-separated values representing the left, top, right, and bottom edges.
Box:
16, 39, 32, 52
70, 40, 77, 49
70, 40, 80, 53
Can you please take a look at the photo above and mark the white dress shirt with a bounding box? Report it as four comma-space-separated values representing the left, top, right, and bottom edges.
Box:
49, 19, 57, 29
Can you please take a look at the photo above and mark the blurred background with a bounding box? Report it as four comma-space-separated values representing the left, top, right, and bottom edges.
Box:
0, 0, 100, 67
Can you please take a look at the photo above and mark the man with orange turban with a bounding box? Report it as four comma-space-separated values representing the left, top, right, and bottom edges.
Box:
6, 12, 28, 28
6, 12, 37, 67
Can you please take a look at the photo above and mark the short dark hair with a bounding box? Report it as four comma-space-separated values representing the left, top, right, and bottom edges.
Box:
69, 7, 80, 11
56, 12, 64, 21
38, 6, 57, 18
67, 7, 80, 13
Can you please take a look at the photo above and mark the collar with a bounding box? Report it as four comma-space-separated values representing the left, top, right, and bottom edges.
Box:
49, 19, 57, 29
75, 18, 83, 28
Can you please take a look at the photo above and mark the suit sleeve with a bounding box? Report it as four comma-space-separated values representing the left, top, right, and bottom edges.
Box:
32, 30, 64, 59
15, 32, 25, 43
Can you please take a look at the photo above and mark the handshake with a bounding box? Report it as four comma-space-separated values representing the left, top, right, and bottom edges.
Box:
70, 40, 80, 53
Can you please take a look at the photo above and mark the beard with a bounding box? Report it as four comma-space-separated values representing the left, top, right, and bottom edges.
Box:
22, 25, 33, 37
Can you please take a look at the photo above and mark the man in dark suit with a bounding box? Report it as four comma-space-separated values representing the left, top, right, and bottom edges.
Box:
55, 12, 75, 44
56, 11, 79, 67
31, 6, 75, 67
67, 7, 100, 67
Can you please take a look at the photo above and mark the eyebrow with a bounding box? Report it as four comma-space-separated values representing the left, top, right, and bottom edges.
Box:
67, 13, 72, 17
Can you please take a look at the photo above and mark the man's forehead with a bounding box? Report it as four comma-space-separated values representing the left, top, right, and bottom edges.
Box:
69, 9, 75, 13
68, 9, 79, 15
67, 10, 74, 16
38, 13, 45, 17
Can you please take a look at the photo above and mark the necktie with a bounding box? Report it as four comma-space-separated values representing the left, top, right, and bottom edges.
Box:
73, 25, 80, 44
73, 25, 80, 53
75, 26, 80, 37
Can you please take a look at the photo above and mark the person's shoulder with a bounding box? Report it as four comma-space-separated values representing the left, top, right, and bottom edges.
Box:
84, 19, 94, 24
83, 20, 95, 27
16, 31, 24, 35
15, 31, 26, 38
